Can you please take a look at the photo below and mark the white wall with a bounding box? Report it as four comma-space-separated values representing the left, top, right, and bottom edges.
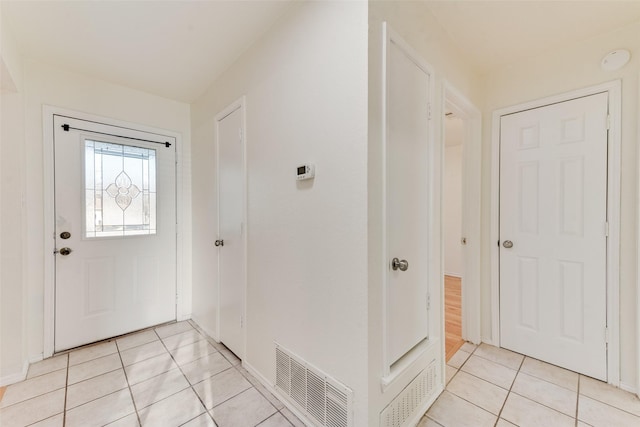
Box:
367, 1, 481, 423
0, 57, 192, 380
0, 9, 27, 384
191, 1, 370, 424
444, 143, 463, 277
480, 21, 640, 390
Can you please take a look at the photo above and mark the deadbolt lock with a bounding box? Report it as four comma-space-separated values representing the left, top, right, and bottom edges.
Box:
60, 231, 71, 240
215, 240, 224, 247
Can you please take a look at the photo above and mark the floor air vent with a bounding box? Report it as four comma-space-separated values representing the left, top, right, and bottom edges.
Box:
380, 361, 438, 427
275, 344, 353, 427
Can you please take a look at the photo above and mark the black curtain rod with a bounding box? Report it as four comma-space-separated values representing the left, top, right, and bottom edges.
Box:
61, 124, 172, 148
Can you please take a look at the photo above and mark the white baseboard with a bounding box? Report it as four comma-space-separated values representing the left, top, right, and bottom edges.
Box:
189, 316, 219, 342
619, 381, 637, 395
242, 360, 314, 427
480, 337, 497, 347
0, 359, 29, 387
29, 353, 44, 364
403, 384, 444, 427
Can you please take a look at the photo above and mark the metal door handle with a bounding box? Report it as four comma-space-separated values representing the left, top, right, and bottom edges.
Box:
503, 240, 513, 249
55, 247, 72, 256
392, 258, 409, 271
215, 240, 224, 247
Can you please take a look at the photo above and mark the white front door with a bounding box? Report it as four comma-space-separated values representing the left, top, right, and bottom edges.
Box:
386, 32, 431, 366
217, 105, 245, 359
54, 115, 176, 352
499, 93, 608, 380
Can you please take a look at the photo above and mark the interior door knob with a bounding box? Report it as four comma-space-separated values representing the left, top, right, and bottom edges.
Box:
391, 258, 409, 271
56, 247, 72, 256
215, 240, 224, 247
503, 240, 514, 249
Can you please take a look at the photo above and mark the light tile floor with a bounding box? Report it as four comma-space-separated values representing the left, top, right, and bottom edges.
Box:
419, 342, 640, 427
0, 320, 304, 427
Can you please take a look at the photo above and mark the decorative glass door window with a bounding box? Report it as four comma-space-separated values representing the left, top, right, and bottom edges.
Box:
84, 140, 156, 238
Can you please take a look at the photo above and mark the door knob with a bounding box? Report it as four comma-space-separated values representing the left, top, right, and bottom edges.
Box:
503, 240, 514, 249
391, 258, 409, 271
55, 247, 72, 256
215, 240, 224, 247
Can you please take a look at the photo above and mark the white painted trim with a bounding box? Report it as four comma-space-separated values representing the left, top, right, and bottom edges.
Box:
42, 105, 185, 358
381, 22, 436, 377
242, 360, 314, 427
0, 360, 29, 387
443, 272, 462, 279
620, 381, 638, 395
443, 81, 482, 345
403, 384, 444, 427
637, 70, 640, 400
489, 80, 622, 385
214, 96, 247, 359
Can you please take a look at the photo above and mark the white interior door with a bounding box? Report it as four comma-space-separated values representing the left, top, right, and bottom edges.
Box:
217, 105, 245, 359
54, 115, 176, 352
499, 93, 608, 380
386, 35, 431, 366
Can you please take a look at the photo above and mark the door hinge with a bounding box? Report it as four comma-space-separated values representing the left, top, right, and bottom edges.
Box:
605, 327, 609, 343
426, 293, 431, 311
428, 103, 432, 120
604, 222, 609, 237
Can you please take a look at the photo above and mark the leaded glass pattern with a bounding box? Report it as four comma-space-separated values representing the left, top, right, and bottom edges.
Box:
85, 140, 156, 238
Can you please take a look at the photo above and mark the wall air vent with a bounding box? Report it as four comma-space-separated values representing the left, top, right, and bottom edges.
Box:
380, 361, 438, 427
275, 344, 353, 427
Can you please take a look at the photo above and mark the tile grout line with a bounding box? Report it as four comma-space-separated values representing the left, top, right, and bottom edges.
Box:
174, 323, 284, 426
155, 325, 218, 426
115, 338, 143, 427
0, 370, 69, 411
575, 376, 580, 427
575, 380, 640, 419
63, 354, 69, 426
492, 353, 526, 426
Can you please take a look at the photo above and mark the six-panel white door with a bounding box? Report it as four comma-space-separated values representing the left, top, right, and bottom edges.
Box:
499, 93, 608, 380
386, 34, 431, 366
217, 106, 245, 359
54, 115, 176, 352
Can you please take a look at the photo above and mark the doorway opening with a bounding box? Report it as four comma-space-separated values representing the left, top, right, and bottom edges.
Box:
442, 83, 482, 364
444, 111, 464, 361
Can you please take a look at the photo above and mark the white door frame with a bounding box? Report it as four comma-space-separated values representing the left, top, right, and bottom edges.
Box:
381, 22, 436, 378
214, 97, 247, 359
636, 71, 640, 398
442, 82, 482, 345
42, 105, 185, 357
490, 80, 622, 386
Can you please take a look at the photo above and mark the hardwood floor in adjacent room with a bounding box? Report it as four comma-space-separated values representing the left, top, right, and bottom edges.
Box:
445, 275, 463, 362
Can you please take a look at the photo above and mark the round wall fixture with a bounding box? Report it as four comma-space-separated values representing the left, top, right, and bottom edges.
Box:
601, 49, 631, 71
